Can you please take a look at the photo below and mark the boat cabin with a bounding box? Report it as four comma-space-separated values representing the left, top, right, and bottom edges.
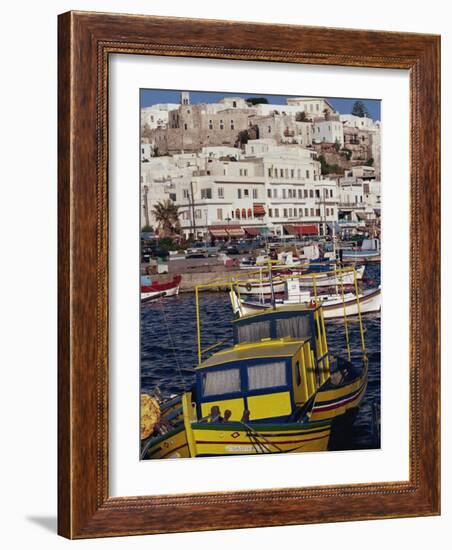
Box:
194, 306, 330, 424
232, 304, 328, 359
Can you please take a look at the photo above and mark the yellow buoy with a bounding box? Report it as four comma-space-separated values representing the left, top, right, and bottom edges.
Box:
140, 393, 161, 440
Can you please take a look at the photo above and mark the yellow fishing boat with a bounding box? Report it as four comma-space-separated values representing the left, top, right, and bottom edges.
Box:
141, 269, 368, 459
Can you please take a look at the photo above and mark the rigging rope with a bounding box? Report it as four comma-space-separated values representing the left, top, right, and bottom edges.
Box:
158, 299, 187, 389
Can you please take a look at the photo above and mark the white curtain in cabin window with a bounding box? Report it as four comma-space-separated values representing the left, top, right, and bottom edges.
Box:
203, 368, 241, 396
237, 320, 271, 343
276, 316, 311, 339
247, 362, 287, 390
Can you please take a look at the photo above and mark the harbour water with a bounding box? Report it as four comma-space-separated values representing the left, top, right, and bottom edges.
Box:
141, 263, 381, 451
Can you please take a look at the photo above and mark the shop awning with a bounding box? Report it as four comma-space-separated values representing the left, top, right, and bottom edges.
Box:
209, 228, 228, 237
284, 224, 318, 236
374, 208, 381, 217
355, 211, 367, 221
244, 227, 262, 236
253, 203, 266, 217
227, 226, 245, 237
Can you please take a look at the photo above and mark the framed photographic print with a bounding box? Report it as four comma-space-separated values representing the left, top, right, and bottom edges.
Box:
58, 11, 440, 538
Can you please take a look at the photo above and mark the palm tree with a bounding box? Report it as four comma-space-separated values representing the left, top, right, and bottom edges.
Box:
152, 199, 180, 238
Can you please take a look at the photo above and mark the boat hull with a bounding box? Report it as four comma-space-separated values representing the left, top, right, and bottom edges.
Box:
341, 250, 381, 263
143, 425, 191, 459
310, 365, 368, 423
321, 288, 380, 317
237, 279, 286, 295
141, 275, 182, 302
233, 287, 381, 319
299, 265, 365, 287
191, 421, 331, 456
143, 420, 331, 458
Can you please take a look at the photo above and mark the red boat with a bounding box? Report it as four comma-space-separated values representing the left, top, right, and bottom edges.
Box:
141, 275, 182, 302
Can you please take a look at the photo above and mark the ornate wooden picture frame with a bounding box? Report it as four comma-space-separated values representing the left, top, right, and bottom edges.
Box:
58, 11, 440, 538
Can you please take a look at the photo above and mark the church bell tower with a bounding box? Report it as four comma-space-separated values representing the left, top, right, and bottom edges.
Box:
181, 91, 190, 105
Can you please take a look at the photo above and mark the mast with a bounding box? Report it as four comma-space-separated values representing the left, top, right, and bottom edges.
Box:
268, 260, 276, 309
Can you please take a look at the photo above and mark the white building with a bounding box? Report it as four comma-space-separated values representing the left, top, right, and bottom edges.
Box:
340, 113, 380, 131
244, 138, 277, 157
337, 174, 380, 227
152, 146, 340, 239
141, 143, 153, 162
313, 119, 344, 146
254, 104, 306, 117
176, 168, 266, 240
286, 97, 336, 117
141, 158, 193, 229
141, 104, 180, 129
201, 146, 243, 160
262, 146, 338, 236
250, 114, 314, 146
346, 165, 376, 180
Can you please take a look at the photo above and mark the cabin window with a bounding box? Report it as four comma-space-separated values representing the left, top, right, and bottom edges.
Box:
295, 361, 301, 386
276, 316, 311, 339
202, 368, 241, 396
247, 362, 287, 391
237, 320, 271, 343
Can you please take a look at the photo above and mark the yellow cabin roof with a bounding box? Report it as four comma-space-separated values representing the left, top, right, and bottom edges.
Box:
197, 337, 308, 370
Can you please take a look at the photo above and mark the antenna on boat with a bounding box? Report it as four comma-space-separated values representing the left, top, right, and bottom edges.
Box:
353, 266, 367, 362
268, 259, 276, 309
332, 221, 339, 295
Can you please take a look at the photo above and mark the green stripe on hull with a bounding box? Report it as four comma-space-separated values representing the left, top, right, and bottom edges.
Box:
192, 420, 331, 432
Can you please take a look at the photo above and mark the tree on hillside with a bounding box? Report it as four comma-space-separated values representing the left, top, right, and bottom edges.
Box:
295, 111, 309, 122
152, 199, 180, 237
246, 97, 269, 105
351, 100, 369, 118
318, 154, 344, 176
237, 125, 259, 146
342, 147, 353, 161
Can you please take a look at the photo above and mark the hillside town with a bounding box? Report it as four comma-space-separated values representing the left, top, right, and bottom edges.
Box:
140, 92, 382, 458
140, 92, 381, 242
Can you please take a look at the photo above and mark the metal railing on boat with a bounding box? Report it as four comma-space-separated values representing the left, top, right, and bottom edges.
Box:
194, 261, 367, 366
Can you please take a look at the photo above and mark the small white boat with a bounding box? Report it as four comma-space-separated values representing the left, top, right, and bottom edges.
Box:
231, 279, 381, 320
236, 277, 286, 295
298, 265, 365, 287
239, 256, 268, 270
341, 238, 381, 263
239, 251, 303, 271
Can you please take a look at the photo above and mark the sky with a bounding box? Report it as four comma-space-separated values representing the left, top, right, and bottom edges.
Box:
140, 89, 381, 120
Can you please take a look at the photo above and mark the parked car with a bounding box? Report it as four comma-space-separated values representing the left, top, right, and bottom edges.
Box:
186, 241, 219, 258
222, 243, 241, 255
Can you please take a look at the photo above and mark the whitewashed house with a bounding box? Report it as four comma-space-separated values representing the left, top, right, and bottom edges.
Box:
141, 103, 180, 129
313, 119, 344, 146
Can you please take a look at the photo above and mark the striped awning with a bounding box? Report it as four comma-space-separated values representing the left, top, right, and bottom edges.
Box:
244, 227, 261, 236
253, 203, 266, 217
209, 228, 228, 237
227, 226, 245, 237
284, 224, 318, 236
